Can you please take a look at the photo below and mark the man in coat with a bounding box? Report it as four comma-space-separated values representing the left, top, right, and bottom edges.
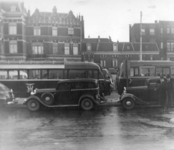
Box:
166, 75, 173, 110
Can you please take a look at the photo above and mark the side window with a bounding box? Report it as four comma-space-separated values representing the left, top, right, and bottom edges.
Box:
42, 70, 48, 79
19, 70, 28, 79
49, 70, 64, 79
87, 70, 93, 78
29, 70, 41, 79
74, 82, 85, 89
94, 70, 98, 79
57, 83, 71, 91
68, 70, 87, 79
0, 70, 8, 79
9, 70, 18, 79
156, 68, 162, 76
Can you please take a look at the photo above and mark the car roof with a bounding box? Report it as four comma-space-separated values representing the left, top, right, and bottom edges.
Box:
58, 79, 98, 83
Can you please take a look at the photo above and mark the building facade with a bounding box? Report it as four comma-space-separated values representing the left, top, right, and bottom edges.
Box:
0, 1, 84, 61
81, 36, 160, 71
130, 21, 174, 60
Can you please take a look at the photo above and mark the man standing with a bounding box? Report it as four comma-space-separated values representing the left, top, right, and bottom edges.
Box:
156, 75, 167, 113
166, 75, 173, 110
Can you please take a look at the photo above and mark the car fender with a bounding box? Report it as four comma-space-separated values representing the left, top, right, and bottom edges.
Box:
23, 95, 47, 106
41, 92, 54, 100
78, 95, 96, 105
121, 93, 149, 105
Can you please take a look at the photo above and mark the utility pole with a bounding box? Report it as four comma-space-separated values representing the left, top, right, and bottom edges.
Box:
140, 11, 142, 61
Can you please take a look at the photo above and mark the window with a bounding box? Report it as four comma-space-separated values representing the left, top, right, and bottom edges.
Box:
9, 70, 18, 79
156, 68, 170, 76
68, 28, 74, 35
113, 44, 117, 51
74, 82, 85, 89
0, 70, 7, 79
161, 28, 163, 34
34, 27, 40, 36
141, 29, 145, 35
64, 43, 70, 55
171, 67, 174, 77
52, 27, 57, 36
52, 43, 58, 54
9, 41, 17, 53
171, 28, 174, 34
29, 70, 41, 79
68, 70, 87, 79
86, 82, 95, 88
11, 5, 16, 12
150, 56, 153, 60
161, 42, 163, 49
49, 70, 63, 79
167, 27, 170, 34
167, 42, 174, 51
32, 43, 43, 54
150, 29, 155, 35
57, 83, 71, 91
9, 23, 17, 34
19, 70, 28, 79
87, 43, 91, 51
113, 59, 117, 67
73, 43, 78, 55
100, 60, 103, 67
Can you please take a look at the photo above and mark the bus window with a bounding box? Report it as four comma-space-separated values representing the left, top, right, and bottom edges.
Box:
68, 70, 87, 79
94, 70, 99, 79
49, 70, 63, 79
42, 70, 48, 79
29, 70, 41, 79
163, 68, 170, 76
156, 68, 162, 76
19, 70, 28, 79
87, 70, 93, 78
140, 67, 155, 76
134, 68, 139, 76
9, 70, 18, 79
0, 70, 7, 79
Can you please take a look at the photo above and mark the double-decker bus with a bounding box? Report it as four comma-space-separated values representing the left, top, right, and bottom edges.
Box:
0, 61, 112, 99
116, 60, 174, 95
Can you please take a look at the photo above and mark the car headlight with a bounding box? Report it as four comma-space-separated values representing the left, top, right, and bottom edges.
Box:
31, 89, 36, 95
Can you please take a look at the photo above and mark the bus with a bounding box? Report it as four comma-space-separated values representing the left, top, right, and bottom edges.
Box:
116, 60, 174, 95
0, 61, 111, 99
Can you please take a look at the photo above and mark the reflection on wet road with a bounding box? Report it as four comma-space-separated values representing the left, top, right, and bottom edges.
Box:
0, 106, 174, 150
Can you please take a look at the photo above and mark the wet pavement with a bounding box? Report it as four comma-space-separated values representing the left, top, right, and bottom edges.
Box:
0, 92, 174, 150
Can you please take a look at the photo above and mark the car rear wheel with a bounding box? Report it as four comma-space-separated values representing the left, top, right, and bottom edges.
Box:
27, 99, 40, 111
81, 98, 94, 111
122, 98, 135, 110
41, 94, 54, 105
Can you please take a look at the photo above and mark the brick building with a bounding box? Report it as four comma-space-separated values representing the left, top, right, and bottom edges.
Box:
81, 36, 160, 70
130, 21, 174, 60
0, 1, 84, 61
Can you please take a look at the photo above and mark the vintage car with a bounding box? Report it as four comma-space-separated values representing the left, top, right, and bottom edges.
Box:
119, 78, 161, 110
23, 79, 103, 111
0, 83, 14, 106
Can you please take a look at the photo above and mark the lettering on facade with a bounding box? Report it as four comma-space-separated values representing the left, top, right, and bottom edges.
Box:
26, 83, 35, 93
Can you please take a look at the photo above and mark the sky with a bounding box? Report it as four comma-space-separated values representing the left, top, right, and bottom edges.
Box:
22, 0, 174, 42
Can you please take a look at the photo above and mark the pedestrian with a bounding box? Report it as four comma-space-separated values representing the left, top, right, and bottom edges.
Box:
156, 75, 167, 113
166, 75, 173, 111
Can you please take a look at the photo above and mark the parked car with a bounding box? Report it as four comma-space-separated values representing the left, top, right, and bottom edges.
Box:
0, 83, 14, 106
23, 79, 103, 111
119, 78, 161, 110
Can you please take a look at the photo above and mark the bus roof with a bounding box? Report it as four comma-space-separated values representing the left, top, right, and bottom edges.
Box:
0, 64, 65, 69
65, 62, 100, 69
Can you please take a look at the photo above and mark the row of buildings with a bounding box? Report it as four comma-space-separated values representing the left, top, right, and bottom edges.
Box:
0, 1, 174, 71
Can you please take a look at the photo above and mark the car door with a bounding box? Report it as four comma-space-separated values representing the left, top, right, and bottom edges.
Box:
55, 82, 72, 105
148, 79, 160, 104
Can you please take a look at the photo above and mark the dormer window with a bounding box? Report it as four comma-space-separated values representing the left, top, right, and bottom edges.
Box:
113, 43, 117, 51
87, 43, 91, 51
11, 5, 17, 12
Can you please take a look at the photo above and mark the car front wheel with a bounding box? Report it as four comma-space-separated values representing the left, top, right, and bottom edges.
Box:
81, 98, 94, 111
27, 99, 40, 111
122, 98, 135, 110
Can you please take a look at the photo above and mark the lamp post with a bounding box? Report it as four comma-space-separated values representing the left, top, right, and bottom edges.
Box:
140, 11, 142, 61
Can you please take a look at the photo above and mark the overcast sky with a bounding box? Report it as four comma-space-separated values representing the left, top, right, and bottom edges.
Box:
23, 0, 174, 42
